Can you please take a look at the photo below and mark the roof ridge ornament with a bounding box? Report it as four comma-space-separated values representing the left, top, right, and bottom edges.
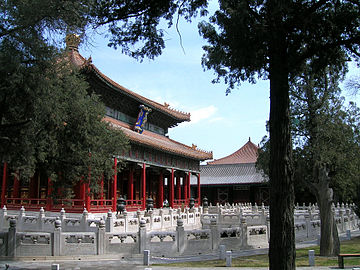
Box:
65, 34, 80, 51
163, 102, 191, 117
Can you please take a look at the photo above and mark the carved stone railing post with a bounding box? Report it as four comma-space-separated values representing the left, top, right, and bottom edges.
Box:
53, 218, 62, 256
123, 210, 128, 232
81, 208, 88, 232
265, 216, 270, 243
240, 217, 248, 248
105, 210, 113, 233
239, 207, 243, 219
149, 210, 153, 230
176, 219, 185, 253
0, 205, 7, 230
8, 219, 17, 257
60, 208, 66, 229
18, 206, 25, 231
253, 203, 258, 213
210, 217, 219, 250
97, 219, 105, 255
137, 209, 143, 223
159, 209, 164, 230
37, 207, 45, 231
169, 208, 174, 227
260, 204, 266, 224
305, 214, 311, 238
307, 206, 313, 221
339, 207, 345, 233
138, 219, 147, 254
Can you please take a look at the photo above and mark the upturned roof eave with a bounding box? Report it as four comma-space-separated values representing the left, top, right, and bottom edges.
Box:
104, 116, 213, 161
67, 48, 191, 123
89, 67, 190, 123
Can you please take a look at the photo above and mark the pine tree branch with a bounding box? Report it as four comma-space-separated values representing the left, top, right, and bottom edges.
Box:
0, 119, 32, 129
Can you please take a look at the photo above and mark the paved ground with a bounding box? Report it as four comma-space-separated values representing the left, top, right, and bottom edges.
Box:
0, 230, 359, 270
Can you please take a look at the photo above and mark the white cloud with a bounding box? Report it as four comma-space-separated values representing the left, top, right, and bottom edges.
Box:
191, 105, 218, 124
176, 105, 218, 128
208, 117, 224, 123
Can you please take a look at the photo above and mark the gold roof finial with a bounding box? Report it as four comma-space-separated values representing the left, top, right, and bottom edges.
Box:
65, 34, 80, 51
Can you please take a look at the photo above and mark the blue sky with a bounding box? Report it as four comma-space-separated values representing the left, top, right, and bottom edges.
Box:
77, 9, 359, 161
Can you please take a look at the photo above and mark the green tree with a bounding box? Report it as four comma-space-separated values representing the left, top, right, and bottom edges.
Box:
291, 63, 360, 255
258, 66, 360, 255
0, 1, 129, 191
345, 75, 360, 217
1, 0, 209, 190
199, 1, 360, 268
0, 40, 129, 193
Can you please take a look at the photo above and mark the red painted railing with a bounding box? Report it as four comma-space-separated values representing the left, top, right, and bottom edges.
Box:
51, 199, 85, 212
4, 197, 199, 212
125, 199, 143, 211
6, 198, 47, 210
89, 199, 113, 213
174, 199, 188, 208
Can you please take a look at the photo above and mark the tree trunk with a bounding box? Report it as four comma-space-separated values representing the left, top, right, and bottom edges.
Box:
268, 5, 296, 268
313, 165, 340, 256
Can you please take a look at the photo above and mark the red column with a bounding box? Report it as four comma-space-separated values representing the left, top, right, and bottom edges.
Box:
197, 174, 201, 205
128, 168, 134, 201
85, 182, 90, 211
188, 172, 191, 199
112, 157, 118, 212
183, 174, 188, 204
1, 162, 8, 207
176, 176, 181, 201
28, 175, 35, 199
46, 178, 52, 211
12, 172, 20, 198
170, 168, 174, 208
141, 163, 146, 210
157, 171, 164, 208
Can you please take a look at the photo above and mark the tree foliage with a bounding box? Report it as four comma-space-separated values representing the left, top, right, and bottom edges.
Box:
258, 64, 360, 255
0, 0, 133, 190
1, 0, 210, 192
199, 0, 360, 268
0, 40, 129, 192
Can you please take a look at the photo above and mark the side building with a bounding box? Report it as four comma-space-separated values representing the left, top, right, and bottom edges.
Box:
0, 35, 213, 213
192, 138, 268, 205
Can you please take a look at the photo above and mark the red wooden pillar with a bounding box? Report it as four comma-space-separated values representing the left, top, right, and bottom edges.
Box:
141, 163, 146, 210
112, 157, 118, 212
197, 174, 201, 205
170, 168, 174, 208
28, 175, 34, 199
85, 182, 90, 211
12, 172, 20, 198
1, 162, 8, 207
46, 178, 52, 211
183, 173, 188, 204
128, 168, 134, 201
157, 171, 164, 208
188, 172, 191, 199
176, 176, 181, 201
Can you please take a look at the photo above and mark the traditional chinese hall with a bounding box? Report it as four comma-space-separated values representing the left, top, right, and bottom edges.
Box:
0, 35, 213, 213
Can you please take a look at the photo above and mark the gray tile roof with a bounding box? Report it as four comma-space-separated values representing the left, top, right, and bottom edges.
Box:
191, 163, 268, 185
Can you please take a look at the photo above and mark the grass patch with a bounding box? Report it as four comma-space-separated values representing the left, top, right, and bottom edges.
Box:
156, 236, 360, 267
